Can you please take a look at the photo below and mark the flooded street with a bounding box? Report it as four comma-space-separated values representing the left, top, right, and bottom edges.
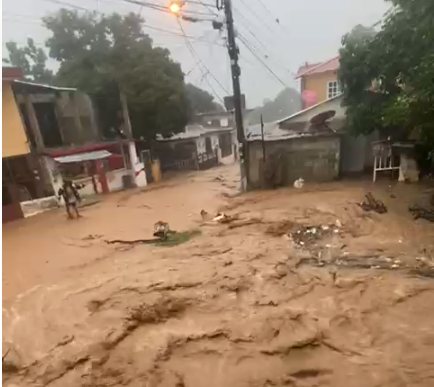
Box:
3, 164, 434, 387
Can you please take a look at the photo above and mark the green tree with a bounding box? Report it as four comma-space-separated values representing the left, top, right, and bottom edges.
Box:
339, 1, 434, 147
4, 38, 54, 84
185, 83, 224, 115
42, 9, 189, 139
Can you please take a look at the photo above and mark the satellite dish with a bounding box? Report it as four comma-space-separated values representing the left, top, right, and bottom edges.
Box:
310, 110, 336, 125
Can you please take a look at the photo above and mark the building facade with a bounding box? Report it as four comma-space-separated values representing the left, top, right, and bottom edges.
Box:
296, 56, 340, 109
2, 68, 146, 222
2, 68, 47, 222
155, 125, 235, 172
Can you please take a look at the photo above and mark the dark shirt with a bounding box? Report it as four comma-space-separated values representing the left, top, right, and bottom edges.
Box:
58, 184, 80, 204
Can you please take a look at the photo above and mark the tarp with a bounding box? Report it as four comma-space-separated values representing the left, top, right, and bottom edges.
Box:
54, 150, 112, 163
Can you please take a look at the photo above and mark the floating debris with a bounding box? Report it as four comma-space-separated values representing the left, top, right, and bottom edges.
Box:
409, 205, 434, 222
294, 178, 305, 189
200, 209, 211, 221
153, 221, 170, 240
289, 223, 342, 247
105, 229, 201, 247
359, 192, 387, 214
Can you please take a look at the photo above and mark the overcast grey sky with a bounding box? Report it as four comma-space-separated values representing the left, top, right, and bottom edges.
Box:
2, 0, 390, 107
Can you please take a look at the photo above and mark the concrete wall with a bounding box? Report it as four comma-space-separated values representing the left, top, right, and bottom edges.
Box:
247, 135, 341, 189
303, 70, 338, 106
196, 133, 219, 154
56, 92, 98, 145
197, 112, 235, 128
20, 196, 58, 218
340, 130, 379, 174
107, 168, 127, 192
15, 90, 99, 147
2, 81, 30, 157
340, 133, 367, 174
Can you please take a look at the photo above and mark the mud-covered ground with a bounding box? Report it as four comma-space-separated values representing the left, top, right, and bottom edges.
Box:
3, 164, 434, 387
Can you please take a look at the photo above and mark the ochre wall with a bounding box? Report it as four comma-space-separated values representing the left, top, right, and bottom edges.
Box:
303, 70, 338, 106
2, 81, 29, 157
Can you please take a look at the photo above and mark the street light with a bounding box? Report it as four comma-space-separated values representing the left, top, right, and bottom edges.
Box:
169, 1, 183, 14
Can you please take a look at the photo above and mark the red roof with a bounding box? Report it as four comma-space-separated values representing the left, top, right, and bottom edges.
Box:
2, 66, 24, 80
296, 56, 340, 79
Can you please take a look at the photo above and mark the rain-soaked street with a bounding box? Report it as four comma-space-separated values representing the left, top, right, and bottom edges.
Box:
3, 163, 434, 387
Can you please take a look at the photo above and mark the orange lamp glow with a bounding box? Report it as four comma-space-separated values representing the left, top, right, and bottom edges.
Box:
169, 1, 182, 13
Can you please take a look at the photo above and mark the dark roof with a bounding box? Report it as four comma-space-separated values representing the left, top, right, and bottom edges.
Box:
195, 108, 254, 118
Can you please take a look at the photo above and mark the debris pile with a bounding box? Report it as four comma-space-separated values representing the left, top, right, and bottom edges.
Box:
359, 192, 388, 214
201, 209, 239, 224
105, 222, 200, 247
289, 221, 342, 247
409, 205, 434, 223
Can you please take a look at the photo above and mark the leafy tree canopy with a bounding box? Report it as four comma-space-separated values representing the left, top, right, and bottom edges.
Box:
248, 87, 301, 125
339, 0, 434, 148
185, 83, 224, 115
40, 9, 189, 139
4, 38, 54, 84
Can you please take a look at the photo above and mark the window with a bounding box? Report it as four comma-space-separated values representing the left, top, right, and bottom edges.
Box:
327, 81, 341, 99
220, 118, 229, 127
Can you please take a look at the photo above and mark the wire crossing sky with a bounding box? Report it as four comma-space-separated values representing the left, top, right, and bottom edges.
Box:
2, 0, 389, 106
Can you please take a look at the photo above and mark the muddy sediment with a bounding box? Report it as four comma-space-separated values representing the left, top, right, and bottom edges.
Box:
3, 165, 434, 387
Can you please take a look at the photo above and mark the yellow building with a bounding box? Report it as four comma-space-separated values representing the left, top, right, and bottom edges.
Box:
2, 80, 30, 158
2, 67, 39, 222
296, 56, 340, 109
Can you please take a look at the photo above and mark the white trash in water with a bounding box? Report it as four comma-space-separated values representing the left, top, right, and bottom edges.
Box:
294, 178, 304, 189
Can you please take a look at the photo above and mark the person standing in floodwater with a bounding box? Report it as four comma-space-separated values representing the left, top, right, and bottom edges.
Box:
57, 180, 82, 219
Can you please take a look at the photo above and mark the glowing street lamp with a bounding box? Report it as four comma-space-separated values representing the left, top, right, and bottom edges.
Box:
169, 1, 183, 14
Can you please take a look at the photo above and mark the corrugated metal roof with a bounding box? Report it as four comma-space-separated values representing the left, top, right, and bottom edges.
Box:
246, 95, 345, 142
12, 79, 77, 92
54, 150, 112, 163
278, 94, 343, 124
156, 125, 234, 142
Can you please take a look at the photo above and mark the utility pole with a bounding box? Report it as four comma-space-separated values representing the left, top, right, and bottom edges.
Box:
223, 0, 247, 191
169, 0, 247, 190
120, 91, 137, 187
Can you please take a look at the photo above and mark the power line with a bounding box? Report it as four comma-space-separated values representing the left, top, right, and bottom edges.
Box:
4, 6, 224, 47
142, 24, 224, 45
2, 16, 45, 26
116, 0, 217, 17
196, 0, 219, 16
235, 0, 275, 36
176, 17, 228, 104
232, 5, 294, 78
232, 7, 269, 53
39, 0, 89, 11
253, 0, 284, 28
237, 32, 287, 88
177, 17, 228, 101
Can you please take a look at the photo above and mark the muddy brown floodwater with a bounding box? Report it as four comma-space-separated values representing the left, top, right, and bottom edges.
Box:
3, 164, 434, 387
